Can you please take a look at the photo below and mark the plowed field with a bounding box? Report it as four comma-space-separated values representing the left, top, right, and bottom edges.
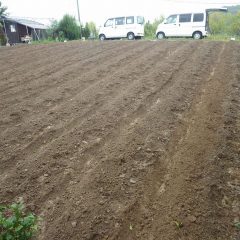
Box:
0, 40, 240, 240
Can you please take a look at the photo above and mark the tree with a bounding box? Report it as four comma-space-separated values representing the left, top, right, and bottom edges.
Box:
46, 20, 59, 39
82, 22, 90, 39
58, 14, 80, 40
224, 5, 240, 14
46, 17, 98, 41
88, 21, 98, 38
81, 22, 98, 39
0, 1, 7, 45
0, 1, 7, 18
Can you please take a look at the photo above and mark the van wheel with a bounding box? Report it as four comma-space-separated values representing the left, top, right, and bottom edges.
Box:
99, 34, 106, 41
127, 32, 135, 40
193, 31, 202, 40
157, 32, 165, 40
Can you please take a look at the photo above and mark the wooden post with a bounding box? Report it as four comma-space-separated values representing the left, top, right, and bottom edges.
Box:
34, 28, 39, 41
26, 25, 29, 35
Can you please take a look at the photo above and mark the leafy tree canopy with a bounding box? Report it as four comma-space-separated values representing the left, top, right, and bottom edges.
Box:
58, 14, 80, 40
0, 1, 8, 18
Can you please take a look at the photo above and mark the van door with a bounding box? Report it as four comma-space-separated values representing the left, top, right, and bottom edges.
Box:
178, 13, 192, 36
125, 16, 136, 35
163, 15, 179, 36
192, 13, 205, 33
126, 16, 135, 30
103, 18, 115, 38
114, 17, 126, 38
136, 16, 145, 35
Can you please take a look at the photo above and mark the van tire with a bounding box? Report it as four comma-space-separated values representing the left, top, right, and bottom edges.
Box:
157, 32, 165, 40
192, 31, 202, 40
127, 32, 135, 40
99, 34, 106, 41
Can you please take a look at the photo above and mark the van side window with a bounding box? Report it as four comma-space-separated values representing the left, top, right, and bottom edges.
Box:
115, 17, 125, 25
137, 16, 144, 24
105, 19, 113, 27
126, 16, 134, 24
166, 15, 177, 24
179, 14, 192, 23
193, 13, 204, 22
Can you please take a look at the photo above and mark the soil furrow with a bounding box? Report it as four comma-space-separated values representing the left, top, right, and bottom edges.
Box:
0, 40, 239, 240
0, 42, 189, 164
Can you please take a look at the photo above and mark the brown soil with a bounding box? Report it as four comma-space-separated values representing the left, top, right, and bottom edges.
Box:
0, 40, 239, 240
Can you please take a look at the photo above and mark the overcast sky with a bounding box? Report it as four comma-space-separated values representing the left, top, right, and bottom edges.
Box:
3, 0, 240, 25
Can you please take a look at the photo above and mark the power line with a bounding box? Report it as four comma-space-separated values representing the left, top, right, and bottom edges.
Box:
76, 0, 82, 39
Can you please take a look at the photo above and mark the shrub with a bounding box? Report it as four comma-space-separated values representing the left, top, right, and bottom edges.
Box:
209, 11, 240, 36
82, 22, 90, 39
0, 201, 39, 240
144, 16, 164, 38
58, 14, 80, 40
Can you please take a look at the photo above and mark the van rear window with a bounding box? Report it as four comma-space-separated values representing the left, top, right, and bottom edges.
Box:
137, 16, 144, 24
126, 16, 134, 24
193, 13, 204, 22
179, 14, 192, 23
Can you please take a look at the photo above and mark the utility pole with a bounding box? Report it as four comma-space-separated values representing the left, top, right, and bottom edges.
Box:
76, 0, 82, 39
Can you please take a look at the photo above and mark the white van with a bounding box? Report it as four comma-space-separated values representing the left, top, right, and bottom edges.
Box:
99, 16, 145, 40
156, 8, 227, 40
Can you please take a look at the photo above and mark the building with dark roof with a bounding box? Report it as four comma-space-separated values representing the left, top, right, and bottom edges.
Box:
0, 16, 47, 44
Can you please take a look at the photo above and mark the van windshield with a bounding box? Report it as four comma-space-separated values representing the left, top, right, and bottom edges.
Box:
165, 15, 177, 24
104, 19, 113, 27
137, 16, 144, 24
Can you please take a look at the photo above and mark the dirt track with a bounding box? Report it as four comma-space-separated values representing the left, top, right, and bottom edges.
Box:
0, 40, 240, 240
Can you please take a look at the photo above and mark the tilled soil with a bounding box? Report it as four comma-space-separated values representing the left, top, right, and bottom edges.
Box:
0, 40, 239, 240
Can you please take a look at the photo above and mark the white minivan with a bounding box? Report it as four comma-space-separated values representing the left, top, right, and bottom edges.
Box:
156, 8, 227, 40
99, 16, 145, 40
